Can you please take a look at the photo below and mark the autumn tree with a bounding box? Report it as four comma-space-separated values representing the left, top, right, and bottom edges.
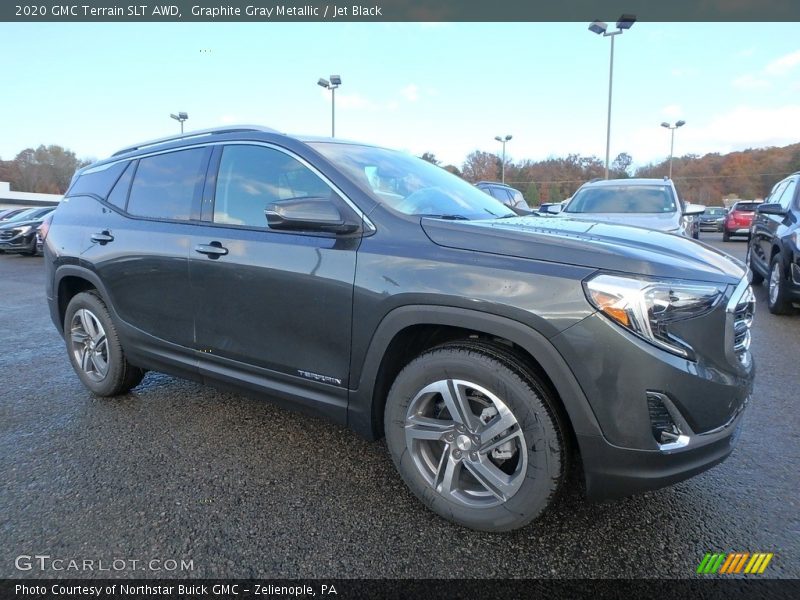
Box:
4, 145, 90, 194
461, 150, 500, 183
611, 152, 633, 178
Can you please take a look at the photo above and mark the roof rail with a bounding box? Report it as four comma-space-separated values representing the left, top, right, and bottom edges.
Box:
111, 124, 281, 157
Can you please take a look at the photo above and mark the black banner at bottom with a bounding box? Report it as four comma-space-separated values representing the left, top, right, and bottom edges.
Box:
3, 579, 799, 600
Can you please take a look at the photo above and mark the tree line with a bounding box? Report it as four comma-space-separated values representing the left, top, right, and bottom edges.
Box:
0, 146, 91, 195
3, 142, 799, 206
425, 142, 800, 207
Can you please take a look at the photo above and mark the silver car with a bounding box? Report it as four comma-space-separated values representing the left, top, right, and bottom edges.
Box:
560, 178, 704, 238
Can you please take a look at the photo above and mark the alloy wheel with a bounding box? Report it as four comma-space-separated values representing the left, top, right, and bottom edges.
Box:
69, 308, 110, 382
404, 379, 527, 508
769, 261, 781, 305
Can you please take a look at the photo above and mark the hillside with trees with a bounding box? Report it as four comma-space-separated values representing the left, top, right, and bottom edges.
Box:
450, 142, 800, 207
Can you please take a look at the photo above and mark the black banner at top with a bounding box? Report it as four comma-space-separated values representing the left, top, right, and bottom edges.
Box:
2, 0, 800, 22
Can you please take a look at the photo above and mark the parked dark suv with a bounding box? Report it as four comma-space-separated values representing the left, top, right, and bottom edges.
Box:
748, 172, 799, 314
45, 126, 755, 531
475, 181, 530, 214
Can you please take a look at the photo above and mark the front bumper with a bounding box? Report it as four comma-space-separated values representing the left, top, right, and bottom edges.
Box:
0, 233, 35, 253
550, 277, 754, 500
578, 405, 745, 500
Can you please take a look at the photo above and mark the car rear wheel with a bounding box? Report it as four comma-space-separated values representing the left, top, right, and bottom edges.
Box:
64, 292, 145, 396
747, 244, 765, 285
768, 253, 793, 315
722, 230, 731, 242
384, 342, 568, 532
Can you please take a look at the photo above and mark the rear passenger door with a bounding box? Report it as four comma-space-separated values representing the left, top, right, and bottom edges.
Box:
188, 143, 360, 389
94, 147, 211, 350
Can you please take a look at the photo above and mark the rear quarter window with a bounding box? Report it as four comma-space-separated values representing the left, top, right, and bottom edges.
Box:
67, 161, 129, 199
127, 148, 209, 220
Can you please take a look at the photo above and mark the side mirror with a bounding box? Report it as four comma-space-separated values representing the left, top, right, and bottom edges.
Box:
265, 197, 359, 234
756, 203, 787, 216
683, 203, 705, 216
542, 203, 563, 214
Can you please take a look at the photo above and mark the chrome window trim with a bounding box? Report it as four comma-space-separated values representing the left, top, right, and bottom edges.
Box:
72, 141, 376, 233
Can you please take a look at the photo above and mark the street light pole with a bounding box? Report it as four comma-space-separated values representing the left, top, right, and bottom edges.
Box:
661, 120, 686, 179
170, 112, 188, 134
589, 14, 636, 179
494, 134, 512, 184
317, 75, 342, 137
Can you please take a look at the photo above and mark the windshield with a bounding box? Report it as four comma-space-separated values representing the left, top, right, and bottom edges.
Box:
3, 208, 39, 222
310, 143, 515, 220
734, 202, 760, 211
565, 185, 676, 214
705, 207, 726, 216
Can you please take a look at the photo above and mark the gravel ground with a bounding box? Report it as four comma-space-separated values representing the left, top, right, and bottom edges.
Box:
0, 233, 797, 579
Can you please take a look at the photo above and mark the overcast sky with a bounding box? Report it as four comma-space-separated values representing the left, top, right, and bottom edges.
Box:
1, 22, 799, 168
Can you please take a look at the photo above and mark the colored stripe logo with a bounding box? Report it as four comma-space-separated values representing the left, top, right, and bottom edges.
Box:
697, 552, 773, 574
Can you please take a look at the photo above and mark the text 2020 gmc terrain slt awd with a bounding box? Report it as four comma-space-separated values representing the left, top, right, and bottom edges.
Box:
45, 126, 755, 531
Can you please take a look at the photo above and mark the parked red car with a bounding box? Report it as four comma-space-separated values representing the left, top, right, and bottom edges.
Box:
723, 200, 762, 241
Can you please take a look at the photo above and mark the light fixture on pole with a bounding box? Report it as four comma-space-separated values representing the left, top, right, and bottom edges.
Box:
170, 112, 188, 134
317, 75, 342, 137
588, 14, 636, 179
494, 134, 512, 184
661, 120, 686, 180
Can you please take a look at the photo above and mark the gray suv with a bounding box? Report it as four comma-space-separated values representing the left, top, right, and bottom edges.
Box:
563, 178, 704, 238
45, 126, 754, 531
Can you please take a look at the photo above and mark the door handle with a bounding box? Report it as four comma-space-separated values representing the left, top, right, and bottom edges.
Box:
90, 231, 114, 244
194, 242, 228, 258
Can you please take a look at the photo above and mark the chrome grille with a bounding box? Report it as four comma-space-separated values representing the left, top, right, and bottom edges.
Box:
0, 230, 16, 241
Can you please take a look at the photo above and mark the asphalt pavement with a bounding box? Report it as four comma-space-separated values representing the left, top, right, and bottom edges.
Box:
0, 232, 798, 579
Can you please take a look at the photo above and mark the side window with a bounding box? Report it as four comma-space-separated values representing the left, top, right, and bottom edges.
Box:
106, 161, 134, 209
68, 161, 128, 198
511, 189, 526, 208
213, 145, 333, 228
490, 187, 511, 202
127, 148, 208, 220
776, 178, 797, 209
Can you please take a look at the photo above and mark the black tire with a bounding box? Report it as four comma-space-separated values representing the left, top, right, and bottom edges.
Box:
722, 230, 731, 242
767, 253, 794, 315
384, 342, 568, 532
747, 245, 765, 285
64, 291, 145, 396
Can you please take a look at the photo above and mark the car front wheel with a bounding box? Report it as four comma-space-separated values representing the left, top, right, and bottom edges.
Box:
384, 342, 568, 532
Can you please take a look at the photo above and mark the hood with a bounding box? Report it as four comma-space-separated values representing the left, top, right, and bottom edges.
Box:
421, 215, 745, 285
560, 211, 680, 232
0, 218, 43, 230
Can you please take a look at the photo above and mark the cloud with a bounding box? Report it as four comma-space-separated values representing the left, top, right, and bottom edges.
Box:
401, 84, 420, 102
765, 49, 800, 75
732, 74, 771, 90
219, 114, 238, 124
624, 104, 800, 164
661, 104, 684, 119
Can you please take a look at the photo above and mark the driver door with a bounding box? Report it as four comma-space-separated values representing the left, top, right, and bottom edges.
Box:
188, 143, 361, 388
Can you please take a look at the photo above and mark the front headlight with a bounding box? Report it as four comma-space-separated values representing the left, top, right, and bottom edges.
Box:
14, 225, 33, 235
583, 273, 726, 359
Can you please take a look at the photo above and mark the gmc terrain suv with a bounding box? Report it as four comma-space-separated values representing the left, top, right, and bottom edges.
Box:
46, 126, 755, 531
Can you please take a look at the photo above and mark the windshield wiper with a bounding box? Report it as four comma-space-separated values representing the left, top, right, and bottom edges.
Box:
417, 214, 470, 220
